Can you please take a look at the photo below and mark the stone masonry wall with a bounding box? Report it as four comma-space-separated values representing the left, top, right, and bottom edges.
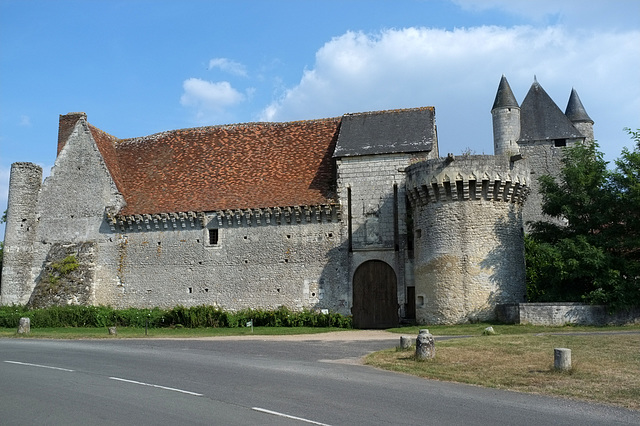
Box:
29, 117, 125, 307
336, 152, 434, 317
518, 139, 581, 229
1, 163, 42, 305
492, 107, 521, 157
407, 156, 529, 324
98, 215, 349, 313
498, 303, 640, 326
28, 242, 97, 308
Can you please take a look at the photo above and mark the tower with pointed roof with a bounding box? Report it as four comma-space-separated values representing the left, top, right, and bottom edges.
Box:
491, 75, 521, 156
491, 76, 594, 226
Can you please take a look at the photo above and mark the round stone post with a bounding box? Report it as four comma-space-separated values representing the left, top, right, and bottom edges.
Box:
399, 336, 413, 350
554, 348, 572, 371
17, 317, 31, 334
415, 329, 435, 360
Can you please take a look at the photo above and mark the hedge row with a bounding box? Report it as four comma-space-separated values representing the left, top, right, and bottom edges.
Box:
0, 305, 352, 329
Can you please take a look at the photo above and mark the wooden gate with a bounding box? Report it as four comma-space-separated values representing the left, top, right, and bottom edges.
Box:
352, 260, 398, 329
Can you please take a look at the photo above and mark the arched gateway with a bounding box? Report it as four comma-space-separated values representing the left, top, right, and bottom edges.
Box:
352, 260, 398, 329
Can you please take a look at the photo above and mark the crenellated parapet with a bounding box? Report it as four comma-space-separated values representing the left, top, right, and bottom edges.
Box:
406, 155, 529, 324
406, 155, 530, 207
107, 204, 341, 232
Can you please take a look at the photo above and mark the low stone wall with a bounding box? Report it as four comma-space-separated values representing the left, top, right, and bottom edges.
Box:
497, 303, 640, 326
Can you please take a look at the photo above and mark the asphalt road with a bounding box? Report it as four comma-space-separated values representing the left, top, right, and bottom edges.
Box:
1, 335, 638, 425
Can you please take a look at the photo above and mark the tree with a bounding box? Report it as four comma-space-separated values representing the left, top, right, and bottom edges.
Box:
526, 131, 640, 310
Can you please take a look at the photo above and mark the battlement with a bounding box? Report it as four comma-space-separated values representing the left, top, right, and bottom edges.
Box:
107, 204, 342, 232
406, 155, 530, 207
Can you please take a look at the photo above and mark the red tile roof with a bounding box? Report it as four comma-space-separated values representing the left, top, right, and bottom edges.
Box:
88, 119, 340, 216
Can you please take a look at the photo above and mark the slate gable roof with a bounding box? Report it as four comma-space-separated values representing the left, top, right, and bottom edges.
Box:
86, 118, 341, 216
519, 81, 584, 142
333, 107, 436, 158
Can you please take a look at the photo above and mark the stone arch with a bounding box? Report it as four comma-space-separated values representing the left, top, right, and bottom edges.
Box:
352, 260, 398, 329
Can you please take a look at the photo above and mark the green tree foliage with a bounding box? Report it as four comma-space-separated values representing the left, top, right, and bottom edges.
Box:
527, 131, 640, 310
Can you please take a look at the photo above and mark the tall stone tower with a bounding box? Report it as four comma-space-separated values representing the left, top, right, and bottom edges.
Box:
491, 75, 521, 157
1, 163, 42, 305
406, 156, 529, 324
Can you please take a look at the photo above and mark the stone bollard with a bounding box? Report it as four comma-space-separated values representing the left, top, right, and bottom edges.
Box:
399, 336, 413, 350
108, 326, 117, 336
415, 329, 435, 360
483, 326, 496, 335
554, 348, 572, 371
17, 317, 31, 334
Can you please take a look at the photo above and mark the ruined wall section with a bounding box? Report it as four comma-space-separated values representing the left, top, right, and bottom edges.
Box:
1, 163, 43, 304
27, 242, 97, 308
407, 156, 529, 324
336, 152, 434, 318
100, 208, 349, 313
27, 117, 125, 306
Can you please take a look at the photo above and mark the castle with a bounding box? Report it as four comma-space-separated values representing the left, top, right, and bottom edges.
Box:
1, 76, 593, 327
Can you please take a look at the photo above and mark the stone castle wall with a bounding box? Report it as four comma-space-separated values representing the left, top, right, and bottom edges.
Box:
407, 156, 529, 324
517, 138, 581, 228
336, 152, 434, 316
99, 209, 349, 312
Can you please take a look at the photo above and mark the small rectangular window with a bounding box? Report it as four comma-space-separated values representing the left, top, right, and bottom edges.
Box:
208, 229, 219, 245
554, 139, 567, 147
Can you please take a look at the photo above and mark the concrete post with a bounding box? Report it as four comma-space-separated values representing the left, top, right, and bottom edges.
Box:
554, 348, 571, 371
17, 317, 31, 334
399, 336, 413, 349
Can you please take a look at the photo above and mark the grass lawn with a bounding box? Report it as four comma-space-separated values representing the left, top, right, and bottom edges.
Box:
367, 324, 640, 410
0, 326, 350, 339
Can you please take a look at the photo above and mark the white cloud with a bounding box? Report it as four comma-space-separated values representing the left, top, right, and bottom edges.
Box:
180, 78, 246, 122
259, 26, 640, 160
208, 58, 248, 76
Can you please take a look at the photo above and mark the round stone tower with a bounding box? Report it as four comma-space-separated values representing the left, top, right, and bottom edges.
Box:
1, 162, 42, 305
491, 75, 521, 156
406, 155, 529, 324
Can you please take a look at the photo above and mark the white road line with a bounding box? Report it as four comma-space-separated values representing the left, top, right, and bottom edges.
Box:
252, 407, 331, 426
109, 376, 203, 396
4, 360, 74, 372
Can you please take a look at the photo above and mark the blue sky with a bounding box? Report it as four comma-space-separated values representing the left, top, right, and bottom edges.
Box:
1, 0, 639, 239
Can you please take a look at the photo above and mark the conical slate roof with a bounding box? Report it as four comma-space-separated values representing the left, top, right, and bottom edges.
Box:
491, 75, 519, 111
565, 88, 593, 123
519, 80, 583, 141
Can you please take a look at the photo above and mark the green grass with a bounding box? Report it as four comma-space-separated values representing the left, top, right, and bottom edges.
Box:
386, 322, 640, 336
367, 327, 640, 410
0, 326, 350, 339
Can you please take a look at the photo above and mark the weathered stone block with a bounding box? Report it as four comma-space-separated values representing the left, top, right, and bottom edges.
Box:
415, 329, 435, 360
554, 348, 571, 371
17, 317, 30, 334
399, 335, 413, 349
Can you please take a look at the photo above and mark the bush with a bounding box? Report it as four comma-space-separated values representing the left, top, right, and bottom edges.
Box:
0, 305, 352, 329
